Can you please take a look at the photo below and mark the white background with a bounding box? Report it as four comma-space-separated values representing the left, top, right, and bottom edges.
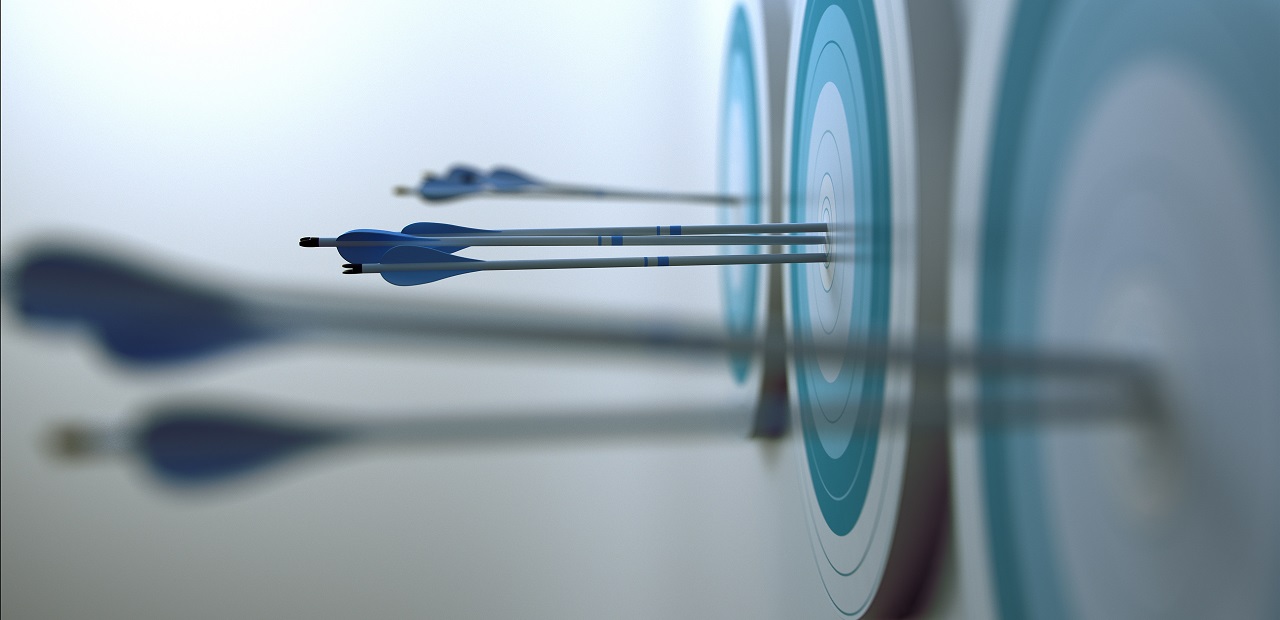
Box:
1, 1, 819, 618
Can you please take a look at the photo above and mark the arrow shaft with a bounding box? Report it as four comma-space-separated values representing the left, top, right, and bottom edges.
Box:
247, 295, 1156, 401
340, 392, 1144, 450
357, 252, 828, 273
345, 407, 752, 446
513, 184, 742, 205
322, 234, 829, 248
414, 222, 828, 237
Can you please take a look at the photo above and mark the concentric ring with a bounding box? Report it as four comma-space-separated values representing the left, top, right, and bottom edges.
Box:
784, 0, 917, 614
950, 1, 1280, 618
718, 4, 767, 385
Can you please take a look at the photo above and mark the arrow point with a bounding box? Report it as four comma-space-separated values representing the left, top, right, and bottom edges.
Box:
299, 237, 319, 247
342, 264, 363, 274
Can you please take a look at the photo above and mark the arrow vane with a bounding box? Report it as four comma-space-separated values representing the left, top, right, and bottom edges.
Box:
394, 165, 742, 205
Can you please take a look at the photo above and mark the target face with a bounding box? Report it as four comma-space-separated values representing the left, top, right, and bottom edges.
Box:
952, 0, 1280, 618
718, 5, 767, 385
784, 0, 916, 614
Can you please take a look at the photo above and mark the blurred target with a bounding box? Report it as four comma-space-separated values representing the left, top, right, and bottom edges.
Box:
718, 3, 773, 408
950, 1, 1280, 618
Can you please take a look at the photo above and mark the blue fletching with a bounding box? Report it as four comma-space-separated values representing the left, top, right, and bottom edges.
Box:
378, 245, 480, 286
487, 167, 540, 191
336, 229, 402, 263
419, 181, 481, 201
139, 408, 340, 486
401, 222, 498, 236
335, 230, 466, 263
418, 165, 485, 201
11, 248, 276, 364
442, 164, 482, 185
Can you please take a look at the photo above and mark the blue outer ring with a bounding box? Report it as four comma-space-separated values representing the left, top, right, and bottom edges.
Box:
977, 1, 1280, 618
718, 6, 763, 383
788, 0, 892, 538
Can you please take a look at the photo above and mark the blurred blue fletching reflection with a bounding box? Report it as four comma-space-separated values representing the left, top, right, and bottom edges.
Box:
141, 409, 340, 485
12, 248, 274, 364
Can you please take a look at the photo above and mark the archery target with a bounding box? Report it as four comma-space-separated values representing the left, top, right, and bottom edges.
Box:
783, 0, 918, 614
950, 0, 1280, 618
718, 2, 772, 397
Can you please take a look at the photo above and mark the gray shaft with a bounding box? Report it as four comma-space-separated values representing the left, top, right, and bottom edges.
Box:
362, 252, 829, 273
342, 384, 1145, 448
498, 184, 741, 205
332, 234, 828, 248
253, 292, 1152, 390
413, 222, 828, 236
63, 388, 1139, 465
349, 406, 753, 446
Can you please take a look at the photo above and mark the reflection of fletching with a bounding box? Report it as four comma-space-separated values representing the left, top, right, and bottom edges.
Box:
12, 248, 273, 362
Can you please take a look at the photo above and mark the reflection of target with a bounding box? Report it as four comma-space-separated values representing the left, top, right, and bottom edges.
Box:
718, 4, 769, 389
951, 1, 1280, 618
784, 0, 917, 615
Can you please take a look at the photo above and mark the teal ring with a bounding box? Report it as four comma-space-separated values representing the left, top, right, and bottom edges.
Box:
788, 0, 892, 539
718, 5, 763, 383
978, 1, 1280, 618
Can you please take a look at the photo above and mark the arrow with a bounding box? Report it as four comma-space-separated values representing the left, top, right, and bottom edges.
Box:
344, 245, 830, 286
393, 165, 742, 205
398, 221, 829, 237
302, 229, 830, 264
51, 385, 1152, 488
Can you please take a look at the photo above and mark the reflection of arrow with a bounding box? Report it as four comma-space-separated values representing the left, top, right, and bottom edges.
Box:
51, 382, 1158, 488
53, 403, 752, 487
6, 242, 1161, 411
393, 165, 742, 205
344, 245, 830, 286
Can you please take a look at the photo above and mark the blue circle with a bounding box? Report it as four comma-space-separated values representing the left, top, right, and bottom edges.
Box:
788, 0, 892, 538
718, 6, 763, 383
977, 1, 1280, 618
